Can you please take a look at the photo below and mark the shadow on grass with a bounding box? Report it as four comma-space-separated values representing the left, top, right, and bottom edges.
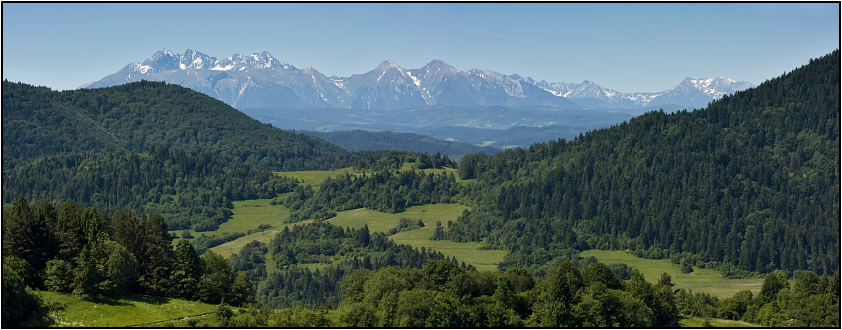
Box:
91, 294, 170, 306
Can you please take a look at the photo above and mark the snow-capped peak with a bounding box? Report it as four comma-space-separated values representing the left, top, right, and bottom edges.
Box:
675, 77, 753, 99
378, 60, 401, 70
125, 49, 293, 74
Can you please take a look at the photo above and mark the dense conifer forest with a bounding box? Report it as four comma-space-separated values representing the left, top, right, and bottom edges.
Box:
282, 170, 459, 222
448, 50, 840, 276
2, 80, 352, 171
2, 80, 353, 230
3, 146, 297, 231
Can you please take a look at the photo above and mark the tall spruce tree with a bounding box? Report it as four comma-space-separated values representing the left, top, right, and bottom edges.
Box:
140, 213, 173, 296
170, 239, 201, 300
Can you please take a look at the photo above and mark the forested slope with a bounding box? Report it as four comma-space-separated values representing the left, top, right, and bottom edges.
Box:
1, 80, 357, 230
2, 146, 296, 231
450, 50, 840, 275
2, 80, 352, 171
304, 130, 500, 159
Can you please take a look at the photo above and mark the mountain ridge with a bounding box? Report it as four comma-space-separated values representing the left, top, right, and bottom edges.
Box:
85, 49, 754, 111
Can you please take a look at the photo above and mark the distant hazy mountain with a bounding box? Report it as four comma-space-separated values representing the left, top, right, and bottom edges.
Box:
85, 49, 580, 110
85, 49, 755, 149
532, 77, 755, 110
302, 130, 501, 159
85, 49, 345, 109
246, 106, 634, 149
87, 49, 752, 112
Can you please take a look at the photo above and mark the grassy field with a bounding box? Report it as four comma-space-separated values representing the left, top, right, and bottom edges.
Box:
677, 316, 761, 327
580, 250, 763, 298
36, 291, 217, 327
390, 227, 508, 272
328, 203, 507, 272
215, 197, 291, 233
210, 218, 315, 259
327, 203, 467, 233
170, 195, 291, 241
163, 196, 298, 259
274, 167, 360, 191
210, 166, 500, 268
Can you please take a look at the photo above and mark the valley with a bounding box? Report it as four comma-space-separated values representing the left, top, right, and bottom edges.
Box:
205, 167, 507, 271
209, 173, 763, 293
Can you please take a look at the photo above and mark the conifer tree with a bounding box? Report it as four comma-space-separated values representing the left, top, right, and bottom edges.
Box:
170, 239, 201, 300
140, 213, 173, 296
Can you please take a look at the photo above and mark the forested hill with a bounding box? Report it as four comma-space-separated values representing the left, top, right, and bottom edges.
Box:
2, 80, 351, 171
451, 50, 840, 275
304, 130, 500, 159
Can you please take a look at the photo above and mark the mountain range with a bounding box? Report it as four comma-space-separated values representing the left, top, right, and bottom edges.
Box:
85, 49, 754, 111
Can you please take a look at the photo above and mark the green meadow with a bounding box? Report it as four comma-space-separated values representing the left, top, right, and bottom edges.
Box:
274, 167, 361, 191
36, 291, 217, 327
390, 227, 508, 272
677, 316, 761, 327
580, 250, 763, 298
215, 197, 291, 233
170, 196, 298, 259
328, 204, 508, 272
327, 203, 466, 233
206, 167, 507, 271
171, 195, 290, 241
209, 199, 314, 258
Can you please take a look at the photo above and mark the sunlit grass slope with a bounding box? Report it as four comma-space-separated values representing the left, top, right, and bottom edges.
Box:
274, 167, 360, 191
677, 316, 761, 327
329, 204, 508, 272
36, 290, 217, 327
580, 250, 763, 298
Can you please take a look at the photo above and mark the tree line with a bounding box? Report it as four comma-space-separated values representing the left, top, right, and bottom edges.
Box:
203, 258, 680, 327
675, 270, 839, 327
282, 170, 459, 222
3, 145, 298, 232
228, 221, 452, 309
349, 149, 457, 172
2, 197, 255, 327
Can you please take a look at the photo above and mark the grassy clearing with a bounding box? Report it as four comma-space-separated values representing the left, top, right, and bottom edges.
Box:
210, 219, 314, 259
214, 166, 496, 267
398, 163, 468, 184
215, 197, 291, 233
161, 196, 296, 259
390, 228, 508, 272
328, 203, 507, 272
327, 203, 468, 234
274, 167, 360, 191
146, 314, 218, 327
170, 195, 291, 242
677, 315, 761, 327
36, 290, 217, 327
580, 250, 763, 298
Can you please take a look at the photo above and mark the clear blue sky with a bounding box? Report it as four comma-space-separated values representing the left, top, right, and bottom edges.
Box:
3, 3, 839, 92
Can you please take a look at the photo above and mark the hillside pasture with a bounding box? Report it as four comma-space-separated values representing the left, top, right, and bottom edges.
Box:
274, 167, 361, 191
36, 291, 217, 327
677, 316, 761, 327
328, 203, 508, 272
580, 250, 763, 298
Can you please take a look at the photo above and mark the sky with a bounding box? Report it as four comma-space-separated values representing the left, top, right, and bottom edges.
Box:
2, 3, 839, 92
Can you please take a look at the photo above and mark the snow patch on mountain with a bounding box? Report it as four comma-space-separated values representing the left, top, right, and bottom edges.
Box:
88, 49, 753, 111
